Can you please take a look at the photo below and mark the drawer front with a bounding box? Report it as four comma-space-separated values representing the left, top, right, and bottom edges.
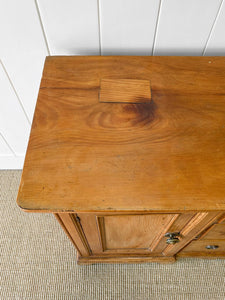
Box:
219, 216, 225, 224
178, 217, 225, 257
201, 224, 225, 240
178, 239, 225, 256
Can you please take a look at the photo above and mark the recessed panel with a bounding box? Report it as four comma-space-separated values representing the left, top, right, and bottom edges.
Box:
101, 214, 177, 250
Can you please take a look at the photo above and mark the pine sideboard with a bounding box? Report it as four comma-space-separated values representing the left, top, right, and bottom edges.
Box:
17, 56, 225, 264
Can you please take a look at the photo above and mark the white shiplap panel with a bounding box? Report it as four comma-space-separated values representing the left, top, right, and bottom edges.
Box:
154, 0, 222, 55
37, 0, 100, 55
0, 0, 48, 120
100, 0, 161, 55
0, 63, 30, 156
0, 135, 13, 156
204, 0, 225, 55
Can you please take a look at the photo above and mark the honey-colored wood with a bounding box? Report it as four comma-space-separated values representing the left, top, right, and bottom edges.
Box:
76, 213, 103, 254
17, 56, 225, 263
97, 213, 178, 252
177, 215, 225, 257
54, 213, 80, 253
200, 224, 225, 240
177, 240, 225, 257
78, 213, 194, 256
77, 254, 175, 265
73, 212, 222, 260
163, 212, 220, 256
56, 213, 90, 256
219, 215, 225, 224
99, 78, 151, 103
150, 214, 179, 251
17, 56, 225, 213
153, 213, 195, 252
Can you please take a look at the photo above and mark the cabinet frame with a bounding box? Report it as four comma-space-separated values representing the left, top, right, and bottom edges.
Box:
55, 211, 222, 264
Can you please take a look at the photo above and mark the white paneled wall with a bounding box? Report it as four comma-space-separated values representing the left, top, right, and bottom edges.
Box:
0, 0, 48, 120
0, 62, 30, 155
0, 0, 225, 169
153, 0, 223, 55
37, 0, 100, 55
99, 0, 161, 55
204, 0, 225, 55
0, 135, 13, 156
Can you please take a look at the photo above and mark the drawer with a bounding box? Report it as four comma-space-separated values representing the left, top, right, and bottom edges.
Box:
219, 216, 225, 224
201, 224, 225, 240
177, 239, 225, 257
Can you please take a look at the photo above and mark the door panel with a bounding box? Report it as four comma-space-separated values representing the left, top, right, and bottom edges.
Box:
97, 214, 178, 253
78, 212, 195, 255
70, 212, 222, 258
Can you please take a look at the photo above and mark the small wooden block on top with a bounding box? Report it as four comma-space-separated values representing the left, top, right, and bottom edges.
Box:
99, 78, 151, 103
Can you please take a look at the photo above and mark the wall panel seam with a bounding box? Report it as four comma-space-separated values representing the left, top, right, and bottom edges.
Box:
0, 133, 16, 156
97, 0, 102, 55
0, 60, 31, 125
202, 0, 224, 56
35, 0, 51, 55
152, 0, 163, 56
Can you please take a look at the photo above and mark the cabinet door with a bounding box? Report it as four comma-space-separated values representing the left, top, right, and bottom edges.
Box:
77, 212, 221, 256
55, 212, 221, 259
93, 213, 179, 254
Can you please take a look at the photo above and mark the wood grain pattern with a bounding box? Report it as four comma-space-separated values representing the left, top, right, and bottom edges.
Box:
219, 215, 225, 224
54, 213, 82, 255
76, 213, 103, 254
99, 79, 151, 103
17, 56, 225, 213
180, 212, 208, 236
196, 213, 225, 240
149, 214, 179, 251
200, 224, 225, 240
56, 213, 90, 256
98, 214, 176, 251
177, 239, 225, 256
77, 255, 175, 265
153, 213, 195, 253
54, 210, 224, 262
17, 56, 225, 263
74, 212, 204, 257
163, 212, 221, 256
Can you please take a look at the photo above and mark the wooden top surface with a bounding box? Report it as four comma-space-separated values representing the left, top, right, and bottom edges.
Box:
17, 56, 225, 212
